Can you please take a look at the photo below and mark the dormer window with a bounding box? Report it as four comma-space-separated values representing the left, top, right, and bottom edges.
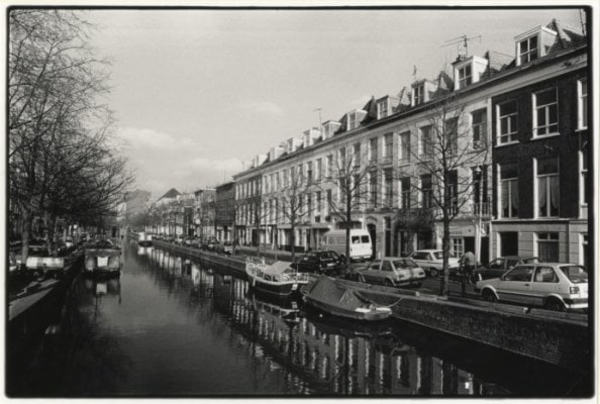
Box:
413, 84, 424, 106
519, 36, 538, 64
458, 65, 472, 88
377, 100, 389, 119
515, 26, 557, 66
346, 110, 366, 131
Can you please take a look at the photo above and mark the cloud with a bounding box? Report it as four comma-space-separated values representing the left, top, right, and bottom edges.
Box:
118, 127, 195, 150
241, 100, 284, 116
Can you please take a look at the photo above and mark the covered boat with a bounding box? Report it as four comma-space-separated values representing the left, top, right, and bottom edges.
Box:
303, 277, 395, 321
245, 257, 309, 297
138, 232, 153, 247
84, 239, 121, 276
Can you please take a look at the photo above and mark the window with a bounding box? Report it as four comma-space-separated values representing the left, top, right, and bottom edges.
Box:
473, 165, 489, 216
534, 267, 558, 283
413, 84, 424, 106
400, 178, 411, 210
399, 131, 411, 162
581, 234, 588, 268
581, 151, 588, 205
326, 189, 332, 215
316, 191, 322, 215
384, 169, 393, 207
370, 171, 378, 208
499, 163, 518, 218
419, 125, 432, 156
471, 109, 487, 149
421, 174, 432, 209
451, 238, 465, 257
537, 233, 559, 262
307, 161, 313, 184
276, 172, 280, 189
382, 261, 393, 272
383, 133, 393, 163
352, 173, 361, 199
339, 147, 346, 169
326, 154, 333, 178
504, 266, 533, 282
297, 164, 303, 185
307, 194, 313, 218
444, 118, 458, 153
353, 143, 361, 167
458, 64, 472, 88
447, 170, 458, 215
283, 169, 289, 188
377, 100, 389, 119
369, 138, 378, 164
533, 88, 558, 137
316, 159, 322, 181
536, 156, 559, 218
348, 113, 357, 130
578, 78, 588, 130
518, 35, 538, 65
497, 100, 518, 145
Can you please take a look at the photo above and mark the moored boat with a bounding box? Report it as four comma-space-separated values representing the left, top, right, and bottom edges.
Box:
84, 239, 121, 276
138, 232, 153, 247
245, 257, 309, 297
303, 277, 396, 321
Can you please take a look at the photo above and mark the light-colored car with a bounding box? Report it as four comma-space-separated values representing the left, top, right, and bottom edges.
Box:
410, 249, 460, 277
357, 257, 426, 287
475, 263, 588, 311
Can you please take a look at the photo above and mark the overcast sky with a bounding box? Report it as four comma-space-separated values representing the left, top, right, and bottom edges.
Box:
85, 7, 585, 199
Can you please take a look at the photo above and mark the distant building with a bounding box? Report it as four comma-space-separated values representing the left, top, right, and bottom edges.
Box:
215, 181, 236, 242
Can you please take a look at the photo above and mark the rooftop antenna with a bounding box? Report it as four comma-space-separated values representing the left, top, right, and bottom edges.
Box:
443, 34, 482, 58
412, 65, 418, 82
314, 107, 322, 128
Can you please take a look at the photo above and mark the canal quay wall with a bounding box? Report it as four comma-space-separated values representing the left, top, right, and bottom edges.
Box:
137, 236, 590, 373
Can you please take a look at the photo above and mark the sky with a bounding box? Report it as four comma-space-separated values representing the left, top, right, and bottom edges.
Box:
82, 7, 586, 200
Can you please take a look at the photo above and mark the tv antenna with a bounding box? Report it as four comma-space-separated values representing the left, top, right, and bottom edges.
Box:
443, 34, 482, 58
314, 107, 322, 128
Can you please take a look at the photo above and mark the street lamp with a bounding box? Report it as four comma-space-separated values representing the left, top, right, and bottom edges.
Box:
474, 165, 483, 265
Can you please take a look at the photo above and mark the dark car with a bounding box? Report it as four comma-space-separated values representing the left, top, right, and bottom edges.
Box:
292, 250, 345, 274
205, 238, 223, 253
471, 256, 542, 284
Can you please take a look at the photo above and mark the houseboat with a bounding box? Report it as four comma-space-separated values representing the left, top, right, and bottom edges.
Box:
245, 257, 309, 297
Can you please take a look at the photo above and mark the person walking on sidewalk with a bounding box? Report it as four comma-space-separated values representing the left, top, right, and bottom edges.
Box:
459, 250, 476, 296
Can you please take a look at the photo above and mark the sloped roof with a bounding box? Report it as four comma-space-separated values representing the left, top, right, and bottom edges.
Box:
158, 188, 181, 201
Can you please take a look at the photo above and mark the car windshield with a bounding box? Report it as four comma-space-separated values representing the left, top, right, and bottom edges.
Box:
559, 265, 588, 284
361, 235, 370, 243
523, 257, 542, 263
321, 251, 339, 260
394, 259, 418, 268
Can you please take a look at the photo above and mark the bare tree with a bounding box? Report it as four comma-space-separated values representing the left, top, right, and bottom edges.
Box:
318, 143, 374, 267
9, 10, 131, 261
397, 96, 489, 296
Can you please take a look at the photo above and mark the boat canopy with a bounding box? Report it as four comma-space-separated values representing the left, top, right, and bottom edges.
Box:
262, 261, 294, 276
307, 277, 371, 309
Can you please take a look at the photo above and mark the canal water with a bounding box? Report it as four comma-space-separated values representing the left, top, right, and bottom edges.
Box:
9, 239, 590, 397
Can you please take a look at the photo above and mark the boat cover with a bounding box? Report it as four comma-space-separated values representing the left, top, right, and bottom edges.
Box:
261, 261, 294, 276
307, 277, 371, 309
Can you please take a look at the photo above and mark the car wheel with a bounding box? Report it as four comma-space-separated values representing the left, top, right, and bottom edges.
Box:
483, 289, 497, 303
544, 298, 565, 312
384, 279, 394, 287
429, 268, 438, 278
358, 274, 366, 283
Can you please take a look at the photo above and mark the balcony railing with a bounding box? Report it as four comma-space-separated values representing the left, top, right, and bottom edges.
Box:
472, 199, 492, 217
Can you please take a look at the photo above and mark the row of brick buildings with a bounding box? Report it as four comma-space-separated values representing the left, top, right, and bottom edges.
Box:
151, 18, 590, 266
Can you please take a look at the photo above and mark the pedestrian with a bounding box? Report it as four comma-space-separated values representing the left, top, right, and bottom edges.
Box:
459, 250, 476, 296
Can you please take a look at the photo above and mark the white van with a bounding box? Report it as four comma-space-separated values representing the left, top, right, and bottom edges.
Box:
321, 229, 372, 261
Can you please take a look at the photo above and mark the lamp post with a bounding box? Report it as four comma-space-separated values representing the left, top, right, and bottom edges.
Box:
474, 165, 483, 265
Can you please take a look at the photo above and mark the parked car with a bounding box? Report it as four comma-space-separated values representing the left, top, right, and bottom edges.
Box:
222, 241, 233, 255
184, 237, 193, 247
191, 238, 203, 249
410, 249, 460, 277
292, 250, 346, 274
471, 256, 543, 284
205, 238, 223, 252
174, 236, 184, 245
356, 257, 426, 287
475, 263, 588, 311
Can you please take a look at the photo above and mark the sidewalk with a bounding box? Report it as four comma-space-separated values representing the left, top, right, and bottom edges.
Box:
235, 246, 295, 262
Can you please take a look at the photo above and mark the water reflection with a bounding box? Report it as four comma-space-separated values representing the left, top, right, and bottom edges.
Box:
15, 242, 587, 397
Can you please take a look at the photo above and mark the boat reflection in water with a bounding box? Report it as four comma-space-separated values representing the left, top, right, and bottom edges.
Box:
137, 246, 582, 396
137, 246, 153, 256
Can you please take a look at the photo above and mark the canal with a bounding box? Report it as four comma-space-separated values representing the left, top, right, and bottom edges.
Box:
9, 239, 589, 397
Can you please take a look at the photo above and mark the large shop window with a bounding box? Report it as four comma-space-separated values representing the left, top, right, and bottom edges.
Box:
536, 156, 559, 218
537, 232, 559, 262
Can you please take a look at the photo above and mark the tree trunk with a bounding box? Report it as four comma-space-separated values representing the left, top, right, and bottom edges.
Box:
440, 215, 450, 296
20, 207, 32, 266
345, 195, 351, 267
290, 225, 296, 263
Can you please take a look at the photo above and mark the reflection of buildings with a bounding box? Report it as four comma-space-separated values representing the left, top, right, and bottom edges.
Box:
146, 246, 481, 395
